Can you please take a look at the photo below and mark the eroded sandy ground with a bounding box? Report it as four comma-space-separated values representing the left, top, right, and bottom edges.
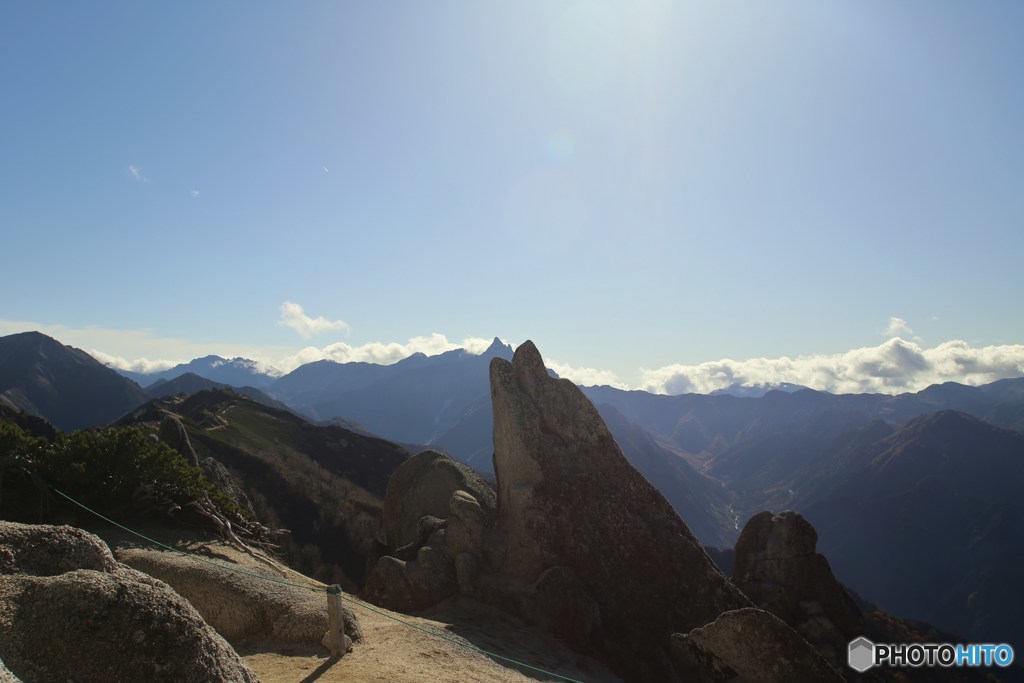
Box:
95, 526, 618, 683
242, 596, 621, 683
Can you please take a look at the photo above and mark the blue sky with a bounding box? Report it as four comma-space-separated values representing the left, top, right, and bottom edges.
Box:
2, 1, 1023, 393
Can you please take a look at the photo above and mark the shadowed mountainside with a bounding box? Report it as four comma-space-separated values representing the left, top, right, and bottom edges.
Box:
792, 411, 1024, 648
146, 372, 290, 411
0, 331, 149, 431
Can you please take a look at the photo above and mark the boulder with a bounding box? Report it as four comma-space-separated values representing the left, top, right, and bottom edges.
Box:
0, 521, 258, 682
381, 449, 495, 551
364, 542, 458, 613
669, 608, 844, 682
117, 546, 361, 650
0, 522, 117, 576
733, 510, 866, 666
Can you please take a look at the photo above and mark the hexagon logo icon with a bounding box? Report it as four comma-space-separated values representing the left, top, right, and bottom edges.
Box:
848, 637, 875, 673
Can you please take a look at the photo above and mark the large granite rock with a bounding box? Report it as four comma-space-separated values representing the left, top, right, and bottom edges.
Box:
0, 521, 258, 682
733, 510, 866, 666
381, 449, 495, 551
366, 341, 750, 681
484, 341, 750, 678
117, 546, 362, 651
670, 608, 844, 682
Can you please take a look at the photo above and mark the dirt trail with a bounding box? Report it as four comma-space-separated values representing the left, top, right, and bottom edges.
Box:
242, 596, 620, 683
96, 527, 618, 683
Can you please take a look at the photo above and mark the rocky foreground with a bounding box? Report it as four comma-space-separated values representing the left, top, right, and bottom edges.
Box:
2, 341, 933, 682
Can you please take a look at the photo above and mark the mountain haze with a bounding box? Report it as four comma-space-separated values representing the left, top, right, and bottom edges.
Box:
118, 355, 279, 389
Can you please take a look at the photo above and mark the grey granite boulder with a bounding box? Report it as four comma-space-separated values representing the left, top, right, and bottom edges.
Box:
381, 449, 495, 551
0, 521, 258, 682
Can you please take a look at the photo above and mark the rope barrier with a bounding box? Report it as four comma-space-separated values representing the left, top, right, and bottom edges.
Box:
50, 487, 321, 593
48, 484, 585, 683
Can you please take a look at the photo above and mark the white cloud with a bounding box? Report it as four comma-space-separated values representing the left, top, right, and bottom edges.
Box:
546, 359, 628, 389
884, 316, 913, 337
128, 165, 146, 182
4, 316, 1023, 396
190, 189, 200, 198
640, 338, 1024, 396
0, 318, 289, 377
278, 301, 349, 339
88, 350, 181, 374
274, 334, 501, 372
0, 318, 503, 376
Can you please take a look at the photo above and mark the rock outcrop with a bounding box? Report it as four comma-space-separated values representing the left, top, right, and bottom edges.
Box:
733, 510, 866, 666
485, 341, 751, 678
0, 521, 258, 682
670, 608, 845, 682
366, 341, 752, 681
200, 456, 256, 517
157, 413, 255, 516
0, 656, 19, 683
364, 449, 491, 613
117, 545, 362, 651
159, 414, 200, 467
380, 449, 495, 552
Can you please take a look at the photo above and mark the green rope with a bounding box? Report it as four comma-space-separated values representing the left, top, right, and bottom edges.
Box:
50, 486, 322, 593
49, 485, 585, 683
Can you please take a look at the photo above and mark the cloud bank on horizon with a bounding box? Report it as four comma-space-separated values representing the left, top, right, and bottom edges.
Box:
3, 310, 1022, 396
64, 335, 1024, 397
76, 334, 1024, 396
638, 337, 1024, 395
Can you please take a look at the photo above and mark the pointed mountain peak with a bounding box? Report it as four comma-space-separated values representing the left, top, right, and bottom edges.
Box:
482, 336, 513, 358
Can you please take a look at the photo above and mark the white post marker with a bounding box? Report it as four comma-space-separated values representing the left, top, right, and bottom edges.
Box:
327, 585, 343, 657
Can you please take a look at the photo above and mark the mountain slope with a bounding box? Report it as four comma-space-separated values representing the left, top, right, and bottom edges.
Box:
147, 372, 290, 411
119, 390, 410, 588
0, 331, 149, 430
795, 412, 1024, 647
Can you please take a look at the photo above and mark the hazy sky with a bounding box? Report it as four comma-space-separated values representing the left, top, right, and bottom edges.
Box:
2, 2, 1022, 393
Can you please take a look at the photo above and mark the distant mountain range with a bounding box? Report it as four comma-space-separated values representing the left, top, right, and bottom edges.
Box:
145, 372, 289, 412
709, 381, 808, 397
118, 355, 279, 389
4, 329, 1024, 647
